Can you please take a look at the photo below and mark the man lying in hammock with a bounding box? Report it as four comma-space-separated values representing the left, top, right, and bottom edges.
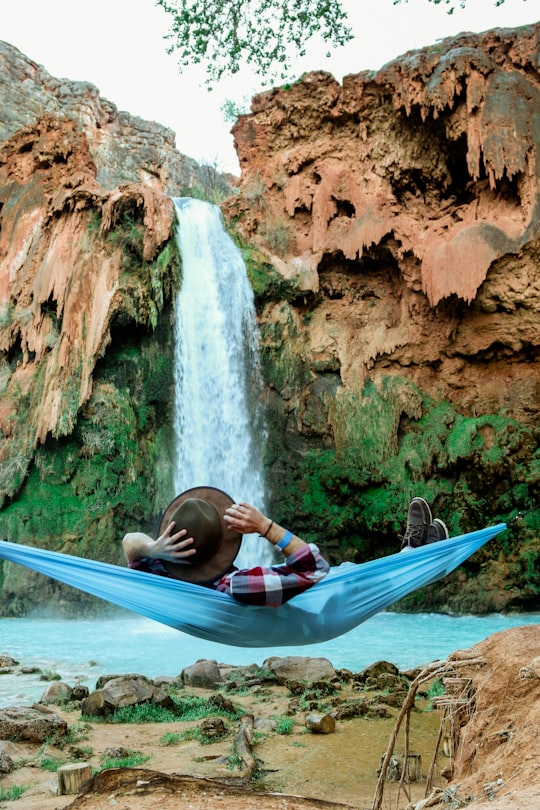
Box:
122, 488, 448, 608
122, 486, 330, 608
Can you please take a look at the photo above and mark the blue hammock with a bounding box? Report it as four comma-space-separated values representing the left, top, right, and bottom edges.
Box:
0, 525, 506, 648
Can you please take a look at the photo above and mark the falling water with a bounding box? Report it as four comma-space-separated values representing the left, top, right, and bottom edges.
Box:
172, 197, 268, 567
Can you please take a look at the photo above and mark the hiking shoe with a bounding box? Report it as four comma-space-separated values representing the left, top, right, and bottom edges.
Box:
399, 497, 432, 550
427, 518, 449, 544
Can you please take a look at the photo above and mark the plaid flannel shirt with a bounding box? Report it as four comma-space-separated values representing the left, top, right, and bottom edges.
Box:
215, 543, 329, 607
128, 542, 329, 608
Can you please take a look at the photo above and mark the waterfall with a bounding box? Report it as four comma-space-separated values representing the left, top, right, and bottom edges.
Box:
172, 197, 268, 567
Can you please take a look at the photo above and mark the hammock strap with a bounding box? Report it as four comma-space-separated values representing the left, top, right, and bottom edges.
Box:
508, 504, 540, 525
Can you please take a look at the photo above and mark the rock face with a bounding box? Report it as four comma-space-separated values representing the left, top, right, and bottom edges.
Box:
0, 50, 183, 614
229, 24, 539, 415
224, 24, 540, 610
0, 40, 228, 197
0, 706, 68, 743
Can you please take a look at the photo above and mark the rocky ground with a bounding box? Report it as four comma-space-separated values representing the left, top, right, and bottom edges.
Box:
0, 625, 538, 810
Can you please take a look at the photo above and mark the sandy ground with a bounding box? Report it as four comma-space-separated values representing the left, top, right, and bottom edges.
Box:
1, 675, 443, 809
0, 625, 538, 810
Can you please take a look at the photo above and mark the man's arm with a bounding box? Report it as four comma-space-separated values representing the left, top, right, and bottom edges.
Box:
224, 502, 305, 555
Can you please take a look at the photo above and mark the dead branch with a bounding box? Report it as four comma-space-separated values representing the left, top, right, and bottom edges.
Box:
371, 657, 485, 810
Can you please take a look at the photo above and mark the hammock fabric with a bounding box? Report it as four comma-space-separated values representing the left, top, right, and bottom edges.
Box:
0, 524, 506, 648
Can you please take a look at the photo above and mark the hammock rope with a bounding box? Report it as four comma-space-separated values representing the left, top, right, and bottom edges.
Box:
0, 524, 507, 648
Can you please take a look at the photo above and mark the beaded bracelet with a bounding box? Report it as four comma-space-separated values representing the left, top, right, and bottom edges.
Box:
276, 530, 293, 551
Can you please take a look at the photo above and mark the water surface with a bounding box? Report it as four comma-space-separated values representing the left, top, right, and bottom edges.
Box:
1, 612, 538, 707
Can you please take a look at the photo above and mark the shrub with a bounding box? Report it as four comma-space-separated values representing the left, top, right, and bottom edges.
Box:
261, 218, 295, 256
242, 173, 268, 209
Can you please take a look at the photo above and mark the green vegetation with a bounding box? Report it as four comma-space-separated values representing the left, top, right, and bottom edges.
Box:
87, 693, 243, 724
273, 715, 295, 735
259, 356, 539, 610
173, 724, 228, 745
177, 163, 232, 205
0, 303, 14, 328
221, 97, 250, 123
40, 756, 64, 772
227, 752, 245, 771
97, 750, 150, 770
226, 226, 297, 302
39, 670, 62, 682
241, 173, 269, 210
261, 218, 295, 256
0, 203, 180, 615
0, 784, 28, 801
160, 731, 184, 745
427, 678, 446, 698
106, 703, 180, 724
156, 0, 353, 84
155, 0, 507, 86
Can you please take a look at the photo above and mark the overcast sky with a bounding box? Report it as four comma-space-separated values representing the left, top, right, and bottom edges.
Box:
2, 0, 538, 173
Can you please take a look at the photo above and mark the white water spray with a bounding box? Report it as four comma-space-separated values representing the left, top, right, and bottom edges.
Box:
172, 197, 268, 566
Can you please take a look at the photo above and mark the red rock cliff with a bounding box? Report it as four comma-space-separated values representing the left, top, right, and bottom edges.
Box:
227, 24, 539, 413
224, 24, 539, 610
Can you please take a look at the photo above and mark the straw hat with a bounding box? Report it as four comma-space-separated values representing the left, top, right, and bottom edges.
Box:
157, 486, 242, 584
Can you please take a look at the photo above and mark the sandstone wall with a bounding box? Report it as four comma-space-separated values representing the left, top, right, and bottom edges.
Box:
0, 40, 231, 198
224, 24, 540, 612
0, 38, 235, 614
0, 113, 179, 614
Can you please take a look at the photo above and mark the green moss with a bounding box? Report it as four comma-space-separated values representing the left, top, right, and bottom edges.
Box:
0, 221, 179, 613
266, 373, 539, 580
225, 225, 296, 302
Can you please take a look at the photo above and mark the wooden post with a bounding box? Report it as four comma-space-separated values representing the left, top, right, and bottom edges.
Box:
405, 753, 422, 782
305, 713, 336, 734
57, 762, 92, 795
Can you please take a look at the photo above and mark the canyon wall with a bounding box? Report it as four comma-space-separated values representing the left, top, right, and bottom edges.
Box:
225, 24, 540, 612
0, 51, 186, 614
0, 41, 231, 198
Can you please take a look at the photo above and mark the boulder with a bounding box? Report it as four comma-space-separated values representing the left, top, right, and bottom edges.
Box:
0, 745, 14, 774
82, 675, 176, 717
0, 707, 68, 743
264, 656, 337, 684
356, 661, 400, 684
95, 673, 152, 690
40, 681, 73, 704
98, 676, 155, 708
182, 659, 223, 689
151, 685, 176, 710
71, 685, 90, 701
81, 689, 116, 718
0, 654, 19, 668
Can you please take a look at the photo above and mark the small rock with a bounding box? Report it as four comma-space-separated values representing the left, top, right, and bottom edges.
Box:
0, 654, 19, 668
